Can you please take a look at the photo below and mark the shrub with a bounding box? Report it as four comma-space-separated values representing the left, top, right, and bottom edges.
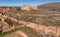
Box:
4, 18, 14, 26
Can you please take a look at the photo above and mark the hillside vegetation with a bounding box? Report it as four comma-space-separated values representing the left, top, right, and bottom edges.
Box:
0, 2, 60, 37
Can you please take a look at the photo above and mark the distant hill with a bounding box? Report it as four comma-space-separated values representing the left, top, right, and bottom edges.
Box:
38, 2, 60, 12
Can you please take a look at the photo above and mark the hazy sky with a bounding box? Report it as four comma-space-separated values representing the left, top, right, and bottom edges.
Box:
0, 0, 60, 6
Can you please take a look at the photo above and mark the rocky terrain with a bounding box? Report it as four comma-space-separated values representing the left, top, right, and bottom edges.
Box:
0, 2, 60, 37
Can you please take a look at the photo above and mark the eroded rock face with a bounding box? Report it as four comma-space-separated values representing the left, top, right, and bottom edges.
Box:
0, 21, 14, 32
1, 15, 8, 22
37, 30, 58, 37
0, 8, 9, 14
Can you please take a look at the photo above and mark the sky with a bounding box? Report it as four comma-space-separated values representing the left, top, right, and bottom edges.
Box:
0, 0, 60, 6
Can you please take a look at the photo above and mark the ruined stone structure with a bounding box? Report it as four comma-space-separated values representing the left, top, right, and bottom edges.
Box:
21, 5, 30, 11
30, 6, 38, 10
20, 5, 38, 11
